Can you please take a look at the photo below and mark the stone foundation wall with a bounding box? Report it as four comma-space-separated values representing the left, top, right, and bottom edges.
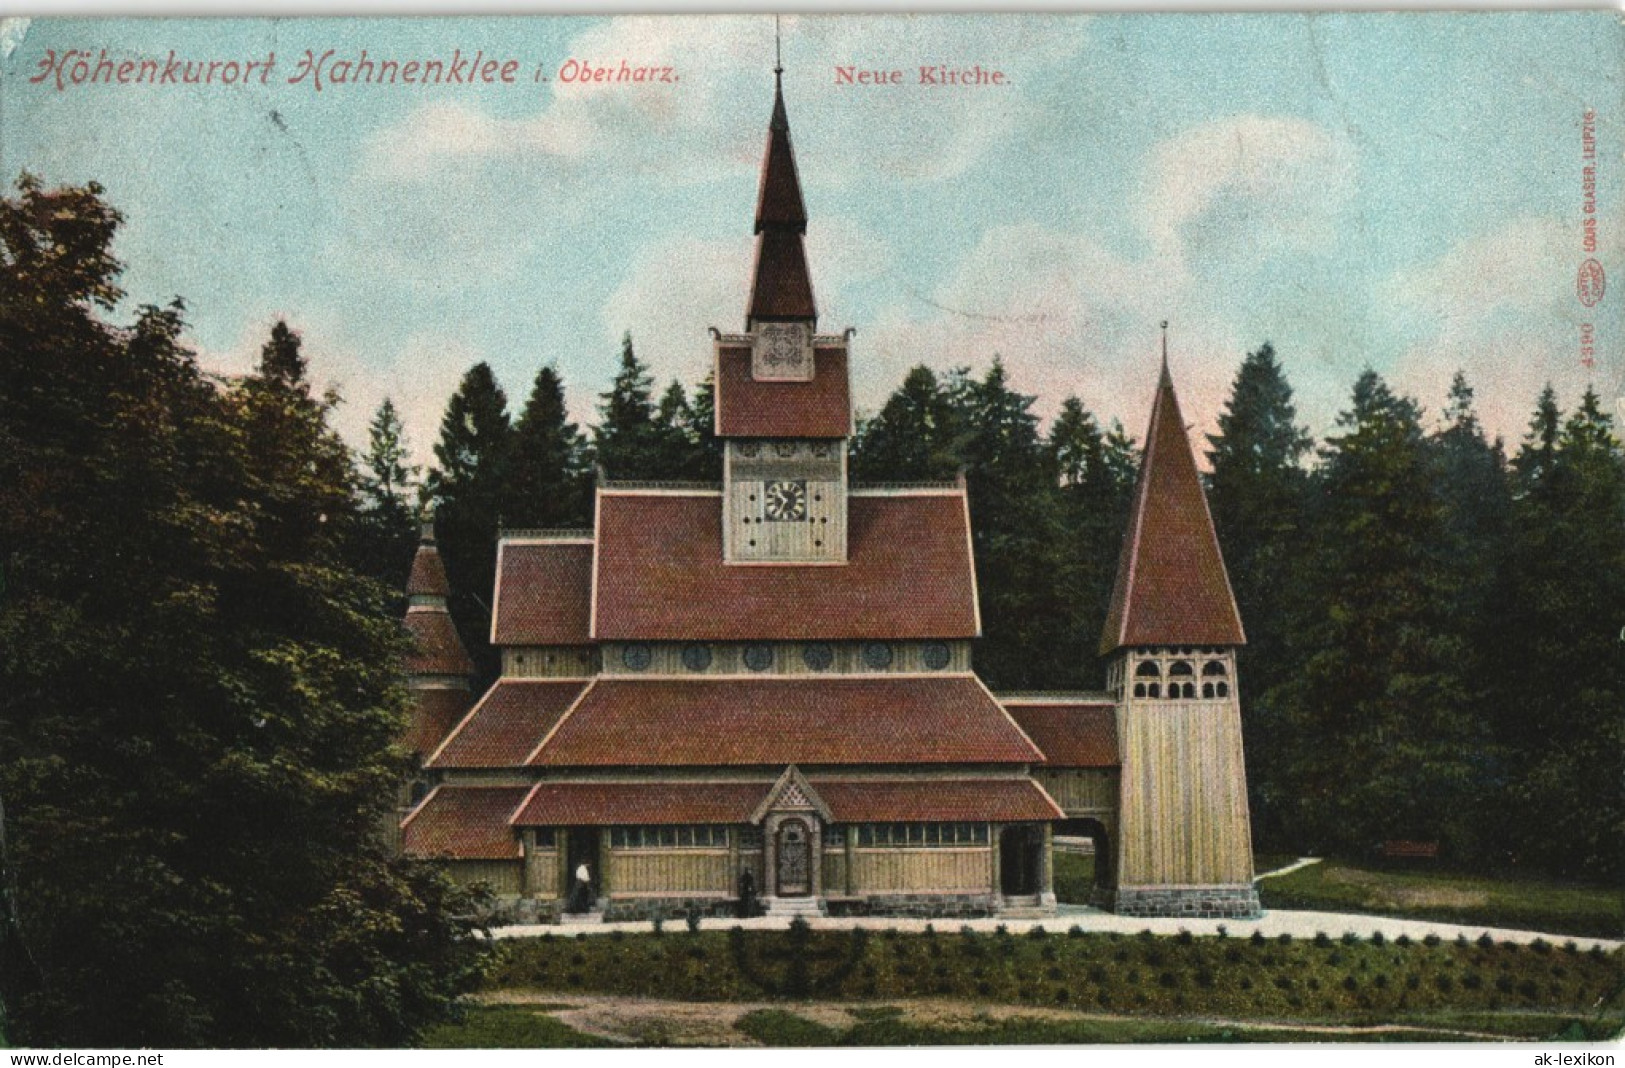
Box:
1110, 885, 1261, 919
482, 896, 560, 926
602, 897, 742, 923
826, 893, 998, 919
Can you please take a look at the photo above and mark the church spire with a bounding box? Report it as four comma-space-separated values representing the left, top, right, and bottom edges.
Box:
1100, 332, 1245, 655
747, 66, 815, 327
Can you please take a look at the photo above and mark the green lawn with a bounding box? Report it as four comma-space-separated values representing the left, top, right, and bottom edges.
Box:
1256, 859, 1624, 939
419, 1004, 617, 1048
1054, 851, 1097, 904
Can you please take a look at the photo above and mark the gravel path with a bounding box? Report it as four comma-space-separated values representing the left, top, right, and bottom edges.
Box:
483, 992, 1524, 1045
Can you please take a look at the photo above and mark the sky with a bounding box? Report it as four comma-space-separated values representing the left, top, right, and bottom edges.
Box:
2, 13, 1621, 465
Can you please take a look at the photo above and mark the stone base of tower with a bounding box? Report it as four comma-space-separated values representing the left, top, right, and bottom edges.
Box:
1104, 885, 1260, 920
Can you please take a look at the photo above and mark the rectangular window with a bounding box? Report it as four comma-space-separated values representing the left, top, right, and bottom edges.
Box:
533, 828, 557, 849
822, 825, 845, 848
739, 826, 763, 849
610, 825, 729, 849
853, 823, 993, 848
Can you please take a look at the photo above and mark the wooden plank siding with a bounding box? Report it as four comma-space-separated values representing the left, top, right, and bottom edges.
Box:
524, 846, 560, 896
846, 848, 994, 893
1035, 769, 1119, 814
609, 849, 734, 896
442, 860, 525, 896
1115, 701, 1253, 887
502, 646, 597, 678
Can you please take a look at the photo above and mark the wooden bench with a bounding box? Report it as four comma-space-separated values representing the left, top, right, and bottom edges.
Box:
1381, 840, 1440, 860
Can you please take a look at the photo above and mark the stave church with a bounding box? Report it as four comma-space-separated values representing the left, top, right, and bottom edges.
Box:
394, 70, 1261, 922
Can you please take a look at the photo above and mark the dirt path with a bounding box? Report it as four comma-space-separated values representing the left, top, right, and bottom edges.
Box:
1255, 857, 1323, 881
478, 991, 1520, 1045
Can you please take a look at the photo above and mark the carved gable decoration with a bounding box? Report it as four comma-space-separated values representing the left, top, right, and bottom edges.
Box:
751, 765, 832, 824
752, 322, 814, 381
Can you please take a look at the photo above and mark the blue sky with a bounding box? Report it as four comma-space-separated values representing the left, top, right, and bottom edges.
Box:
2, 13, 1619, 463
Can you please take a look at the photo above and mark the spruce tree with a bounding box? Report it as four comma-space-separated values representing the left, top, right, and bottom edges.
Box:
1049, 397, 1138, 690
1204, 343, 1312, 845
650, 379, 700, 480
1493, 387, 1625, 878
426, 363, 512, 682
952, 359, 1071, 689
353, 397, 421, 591
593, 332, 659, 479
1271, 371, 1476, 855
504, 365, 590, 529
850, 365, 964, 481
683, 373, 723, 481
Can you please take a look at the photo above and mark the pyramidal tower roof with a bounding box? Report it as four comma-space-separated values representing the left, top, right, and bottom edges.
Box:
1100, 332, 1245, 655
747, 71, 816, 326
405, 517, 474, 678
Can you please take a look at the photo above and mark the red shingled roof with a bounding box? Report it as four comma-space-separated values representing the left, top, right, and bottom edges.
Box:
1001, 701, 1120, 768
428, 680, 588, 769
402, 686, 473, 758
811, 778, 1064, 823
592, 491, 977, 641
404, 608, 474, 677
748, 77, 815, 325
407, 542, 451, 597
755, 79, 807, 234
530, 676, 1040, 767
715, 345, 850, 439
748, 231, 817, 324
1101, 362, 1245, 654
401, 785, 527, 860
511, 781, 769, 826
491, 541, 593, 646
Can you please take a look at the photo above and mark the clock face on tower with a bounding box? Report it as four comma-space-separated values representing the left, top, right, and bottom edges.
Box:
764, 480, 808, 522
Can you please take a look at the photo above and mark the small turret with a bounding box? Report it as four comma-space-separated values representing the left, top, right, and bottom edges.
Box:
402, 516, 473, 756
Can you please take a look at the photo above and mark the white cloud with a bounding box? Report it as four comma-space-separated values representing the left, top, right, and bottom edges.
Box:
192, 312, 473, 471
1141, 115, 1355, 266
860, 222, 1242, 440
356, 14, 1089, 191
1384, 217, 1616, 437
602, 215, 895, 391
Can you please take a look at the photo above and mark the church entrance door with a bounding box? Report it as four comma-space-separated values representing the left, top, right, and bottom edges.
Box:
1000, 825, 1041, 896
566, 828, 599, 911
775, 818, 812, 897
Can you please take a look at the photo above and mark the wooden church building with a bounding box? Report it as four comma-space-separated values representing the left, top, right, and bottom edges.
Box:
396, 72, 1261, 923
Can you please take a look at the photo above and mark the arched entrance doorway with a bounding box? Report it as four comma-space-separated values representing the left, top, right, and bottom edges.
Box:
999, 825, 1043, 896
1053, 817, 1111, 903
775, 817, 812, 897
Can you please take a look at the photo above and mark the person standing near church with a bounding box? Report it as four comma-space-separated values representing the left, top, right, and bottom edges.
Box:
571, 861, 592, 913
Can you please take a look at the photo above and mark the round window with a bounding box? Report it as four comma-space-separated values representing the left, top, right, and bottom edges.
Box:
681, 644, 712, 672
621, 643, 653, 671
803, 643, 834, 671
743, 644, 775, 672
862, 642, 894, 670
922, 642, 951, 671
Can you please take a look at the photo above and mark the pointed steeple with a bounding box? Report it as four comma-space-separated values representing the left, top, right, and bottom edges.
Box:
747, 70, 816, 327
404, 515, 474, 678
1100, 334, 1245, 655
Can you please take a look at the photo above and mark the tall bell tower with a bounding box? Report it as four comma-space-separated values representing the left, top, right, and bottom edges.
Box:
715, 68, 853, 565
1099, 329, 1260, 918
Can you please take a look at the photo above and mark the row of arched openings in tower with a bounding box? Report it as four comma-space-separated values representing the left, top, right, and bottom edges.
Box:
1133, 658, 1229, 700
